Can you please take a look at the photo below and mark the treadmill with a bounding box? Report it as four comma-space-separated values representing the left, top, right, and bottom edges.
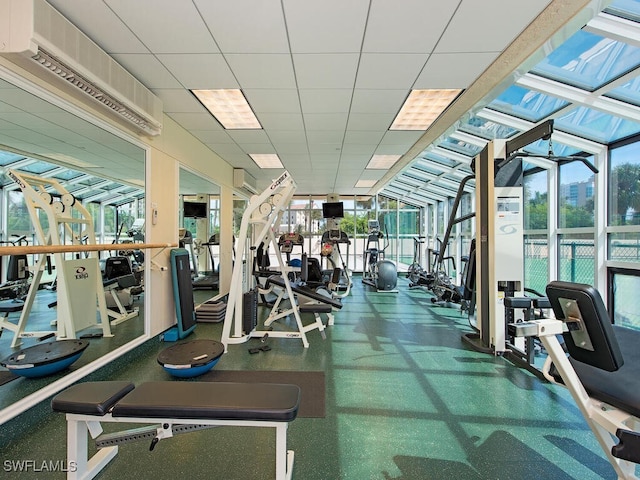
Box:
192, 234, 219, 290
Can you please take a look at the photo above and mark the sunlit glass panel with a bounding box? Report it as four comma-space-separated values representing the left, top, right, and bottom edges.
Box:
555, 106, 640, 143
531, 30, 640, 91
522, 139, 581, 157
440, 136, 484, 157
487, 85, 569, 122
604, 0, 640, 22
605, 76, 640, 106
458, 115, 520, 140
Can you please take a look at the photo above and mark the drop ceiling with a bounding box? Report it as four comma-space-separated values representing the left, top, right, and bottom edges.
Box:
38, 0, 561, 195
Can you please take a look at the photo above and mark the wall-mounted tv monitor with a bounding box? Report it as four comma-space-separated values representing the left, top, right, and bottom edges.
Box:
322, 202, 344, 218
183, 201, 207, 218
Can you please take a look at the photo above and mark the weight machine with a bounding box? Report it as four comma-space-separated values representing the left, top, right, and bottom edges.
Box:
463, 120, 598, 359
0, 169, 112, 347
221, 171, 331, 349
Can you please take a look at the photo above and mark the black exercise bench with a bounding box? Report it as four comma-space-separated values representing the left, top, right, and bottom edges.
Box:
52, 381, 301, 480
510, 281, 640, 479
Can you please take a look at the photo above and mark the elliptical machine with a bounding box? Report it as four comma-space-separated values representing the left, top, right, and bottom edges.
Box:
362, 219, 398, 292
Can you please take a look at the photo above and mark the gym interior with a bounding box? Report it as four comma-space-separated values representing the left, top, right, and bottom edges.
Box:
1, 1, 640, 479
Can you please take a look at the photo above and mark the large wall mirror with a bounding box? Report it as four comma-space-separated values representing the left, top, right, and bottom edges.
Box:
0, 73, 148, 423
179, 167, 221, 304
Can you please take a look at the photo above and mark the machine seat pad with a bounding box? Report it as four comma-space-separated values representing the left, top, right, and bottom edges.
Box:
570, 325, 640, 418
533, 297, 551, 309
266, 275, 342, 309
51, 381, 135, 416
299, 303, 332, 314
503, 297, 532, 309
111, 381, 301, 422
0, 299, 25, 313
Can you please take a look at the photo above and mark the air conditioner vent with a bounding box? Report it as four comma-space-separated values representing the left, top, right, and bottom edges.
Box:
0, 0, 163, 136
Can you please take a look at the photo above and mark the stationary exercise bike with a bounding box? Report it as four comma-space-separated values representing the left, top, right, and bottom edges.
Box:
362, 220, 397, 292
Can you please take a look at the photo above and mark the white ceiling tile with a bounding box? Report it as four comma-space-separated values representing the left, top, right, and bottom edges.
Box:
258, 113, 305, 130
279, 153, 310, 163
414, 52, 500, 89
273, 143, 309, 155
293, 54, 360, 89
299, 89, 353, 113
342, 144, 377, 155
343, 131, 386, 144
267, 130, 307, 144
207, 144, 246, 155
379, 131, 425, 146
284, 0, 369, 53
226, 130, 271, 143
347, 113, 394, 131
363, 0, 457, 53
111, 54, 181, 89
244, 90, 301, 113
226, 54, 296, 89
47, 0, 149, 54
154, 90, 206, 113
167, 112, 222, 130
306, 131, 344, 143
240, 144, 277, 154
437, 0, 550, 53
191, 130, 235, 144
356, 54, 428, 89
196, 0, 289, 54
309, 143, 342, 154
374, 145, 411, 155
156, 54, 238, 89
104, 0, 218, 53
350, 89, 408, 114
304, 113, 348, 131
309, 153, 340, 163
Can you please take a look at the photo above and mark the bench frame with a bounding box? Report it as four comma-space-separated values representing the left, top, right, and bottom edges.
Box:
65, 412, 294, 480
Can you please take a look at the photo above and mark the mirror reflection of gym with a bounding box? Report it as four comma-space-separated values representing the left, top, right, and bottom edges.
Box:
0, 76, 147, 420
178, 167, 222, 305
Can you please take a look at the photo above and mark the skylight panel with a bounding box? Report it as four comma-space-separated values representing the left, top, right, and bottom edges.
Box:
439, 136, 483, 157
605, 76, 640, 107
487, 85, 569, 122
530, 30, 640, 91
554, 106, 640, 143
604, 0, 640, 23
458, 115, 520, 140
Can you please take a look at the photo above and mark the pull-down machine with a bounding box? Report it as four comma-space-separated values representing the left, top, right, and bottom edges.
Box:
221, 171, 337, 349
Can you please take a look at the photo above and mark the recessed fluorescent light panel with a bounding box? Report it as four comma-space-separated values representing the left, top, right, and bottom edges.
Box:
390, 89, 462, 130
355, 179, 377, 188
367, 154, 401, 169
250, 154, 284, 169
192, 89, 262, 129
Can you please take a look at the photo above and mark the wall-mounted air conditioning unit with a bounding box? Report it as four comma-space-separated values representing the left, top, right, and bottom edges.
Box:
233, 169, 258, 194
0, 0, 163, 136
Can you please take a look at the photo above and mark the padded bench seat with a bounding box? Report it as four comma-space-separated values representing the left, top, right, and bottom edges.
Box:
52, 380, 300, 480
570, 325, 640, 419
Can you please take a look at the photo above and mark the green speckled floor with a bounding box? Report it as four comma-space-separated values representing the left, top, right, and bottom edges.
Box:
0, 276, 625, 479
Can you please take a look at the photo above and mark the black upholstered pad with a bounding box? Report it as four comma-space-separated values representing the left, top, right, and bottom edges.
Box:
299, 303, 332, 314
51, 381, 135, 416
0, 299, 25, 313
571, 325, 640, 418
111, 381, 300, 421
266, 275, 342, 309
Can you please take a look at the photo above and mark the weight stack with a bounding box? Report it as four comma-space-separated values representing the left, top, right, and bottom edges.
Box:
242, 288, 258, 334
